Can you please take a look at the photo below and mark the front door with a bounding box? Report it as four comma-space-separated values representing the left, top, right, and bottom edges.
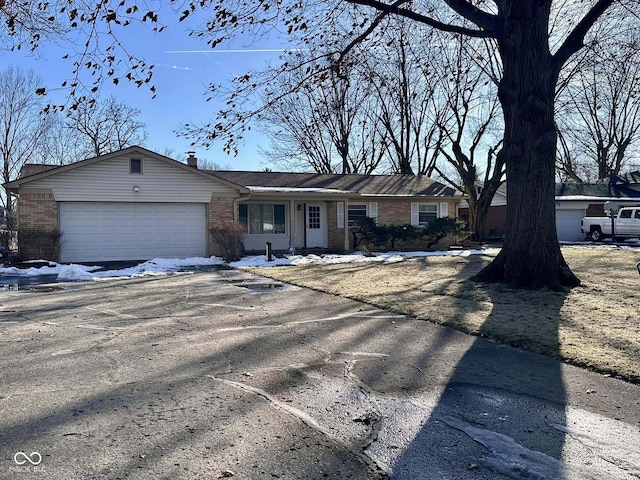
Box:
306, 203, 326, 248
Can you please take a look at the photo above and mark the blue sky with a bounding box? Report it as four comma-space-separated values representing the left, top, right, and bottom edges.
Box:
5, 12, 288, 170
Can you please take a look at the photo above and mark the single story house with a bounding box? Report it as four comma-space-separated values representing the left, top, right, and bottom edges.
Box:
459, 177, 640, 242
5, 146, 464, 262
554, 182, 640, 241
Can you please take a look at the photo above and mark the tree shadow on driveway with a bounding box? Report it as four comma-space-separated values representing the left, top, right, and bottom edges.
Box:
386, 265, 570, 479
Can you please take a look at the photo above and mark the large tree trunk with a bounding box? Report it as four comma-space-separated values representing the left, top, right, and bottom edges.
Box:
472, 2, 580, 290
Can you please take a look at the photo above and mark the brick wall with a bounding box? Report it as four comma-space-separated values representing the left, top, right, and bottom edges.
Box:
458, 205, 507, 236
17, 191, 60, 260
586, 203, 605, 217
377, 201, 412, 225
208, 196, 236, 256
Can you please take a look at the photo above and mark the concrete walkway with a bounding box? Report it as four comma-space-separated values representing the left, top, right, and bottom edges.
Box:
0, 269, 638, 479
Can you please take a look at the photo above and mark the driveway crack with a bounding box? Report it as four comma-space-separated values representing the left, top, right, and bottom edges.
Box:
343, 360, 387, 475
206, 374, 388, 478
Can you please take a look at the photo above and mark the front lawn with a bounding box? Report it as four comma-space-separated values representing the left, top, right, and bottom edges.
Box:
252, 246, 640, 383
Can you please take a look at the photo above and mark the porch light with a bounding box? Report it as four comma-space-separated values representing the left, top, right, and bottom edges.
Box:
133, 185, 140, 192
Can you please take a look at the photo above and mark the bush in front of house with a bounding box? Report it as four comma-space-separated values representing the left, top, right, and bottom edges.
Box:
210, 222, 245, 262
350, 217, 466, 251
18, 228, 62, 261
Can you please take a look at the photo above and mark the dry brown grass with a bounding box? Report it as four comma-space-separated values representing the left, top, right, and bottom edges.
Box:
252, 246, 640, 384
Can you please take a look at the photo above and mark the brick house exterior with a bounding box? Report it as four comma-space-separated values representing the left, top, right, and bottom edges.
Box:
16, 191, 60, 260
6, 146, 465, 262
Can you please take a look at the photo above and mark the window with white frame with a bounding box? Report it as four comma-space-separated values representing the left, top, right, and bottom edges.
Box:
239, 203, 286, 234
411, 203, 438, 226
346, 202, 378, 226
347, 204, 368, 226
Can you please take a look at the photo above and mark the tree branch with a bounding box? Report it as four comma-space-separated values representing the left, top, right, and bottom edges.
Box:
442, 0, 498, 30
344, 0, 497, 38
553, 0, 615, 71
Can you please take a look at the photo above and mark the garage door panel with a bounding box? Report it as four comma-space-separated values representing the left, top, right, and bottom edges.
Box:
60, 202, 207, 262
556, 209, 585, 242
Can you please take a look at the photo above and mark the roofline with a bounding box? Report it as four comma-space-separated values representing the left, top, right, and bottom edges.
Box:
4, 146, 250, 194
364, 193, 464, 198
556, 196, 640, 201
246, 186, 357, 196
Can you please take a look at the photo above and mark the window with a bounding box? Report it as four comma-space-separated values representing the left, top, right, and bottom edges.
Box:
239, 203, 286, 234
411, 203, 438, 226
130, 158, 142, 174
418, 204, 438, 225
348, 204, 368, 226
308, 206, 321, 229
620, 209, 632, 219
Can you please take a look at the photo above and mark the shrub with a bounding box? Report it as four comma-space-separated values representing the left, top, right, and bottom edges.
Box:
420, 217, 466, 249
18, 228, 62, 260
350, 216, 466, 251
210, 222, 245, 262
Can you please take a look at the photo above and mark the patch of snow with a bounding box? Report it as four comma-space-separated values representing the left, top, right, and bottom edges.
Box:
0, 256, 224, 283
0, 247, 497, 283
229, 248, 501, 269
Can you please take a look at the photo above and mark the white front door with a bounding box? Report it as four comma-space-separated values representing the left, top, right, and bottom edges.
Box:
306, 203, 326, 248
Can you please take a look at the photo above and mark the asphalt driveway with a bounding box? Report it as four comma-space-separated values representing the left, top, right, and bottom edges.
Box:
0, 269, 639, 479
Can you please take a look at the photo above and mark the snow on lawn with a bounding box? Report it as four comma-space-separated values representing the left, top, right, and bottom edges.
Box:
0, 257, 224, 283
0, 248, 501, 283
229, 248, 501, 268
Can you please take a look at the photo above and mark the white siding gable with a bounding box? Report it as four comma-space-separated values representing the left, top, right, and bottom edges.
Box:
21, 155, 239, 202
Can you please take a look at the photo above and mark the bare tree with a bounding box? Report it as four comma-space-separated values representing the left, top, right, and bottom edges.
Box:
431, 38, 505, 241
556, 26, 640, 182
4, 0, 637, 288
259, 52, 384, 174
34, 113, 86, 166
365, 20, 446, 176
184, 0, 632, 289
67, 96, 147, 157
0, 66, 52, 218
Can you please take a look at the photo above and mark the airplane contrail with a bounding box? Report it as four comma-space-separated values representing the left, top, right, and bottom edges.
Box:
165, 48, 308, 54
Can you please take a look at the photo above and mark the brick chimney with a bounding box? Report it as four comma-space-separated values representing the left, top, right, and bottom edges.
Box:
187, 151, 198, 169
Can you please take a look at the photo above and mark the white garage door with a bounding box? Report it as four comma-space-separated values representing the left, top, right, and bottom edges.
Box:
60, 203, 207, 262
556, 209, 585, 242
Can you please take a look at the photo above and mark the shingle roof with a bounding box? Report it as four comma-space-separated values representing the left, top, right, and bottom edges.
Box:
19, 164, 60, 178
210, 171, 461, 197
555, 183, 640, 198
618, 171, 640, 184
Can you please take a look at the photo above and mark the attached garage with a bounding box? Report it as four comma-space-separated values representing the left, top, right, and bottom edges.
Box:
6, 147, 247, 262
59, 202, 207, 262
556, 209, 586, 242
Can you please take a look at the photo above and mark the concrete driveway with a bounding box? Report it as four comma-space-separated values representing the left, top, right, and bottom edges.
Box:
0, 269, 639, 479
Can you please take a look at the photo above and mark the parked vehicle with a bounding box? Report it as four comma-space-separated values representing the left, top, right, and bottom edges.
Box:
581, 207, 640, 241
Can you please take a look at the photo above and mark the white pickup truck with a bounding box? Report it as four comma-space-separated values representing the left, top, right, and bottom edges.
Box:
581, 207, 640, 241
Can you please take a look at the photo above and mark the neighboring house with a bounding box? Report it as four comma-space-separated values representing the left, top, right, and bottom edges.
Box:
457, 184, 508, 240
460, 175, 640, 242
555, 182, 640, 241
5, 146, 464, 262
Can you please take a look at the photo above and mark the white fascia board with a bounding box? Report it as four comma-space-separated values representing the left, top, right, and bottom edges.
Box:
364, 193, 463, 198
247, 186, 355, 196
556, 196, 640, 201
